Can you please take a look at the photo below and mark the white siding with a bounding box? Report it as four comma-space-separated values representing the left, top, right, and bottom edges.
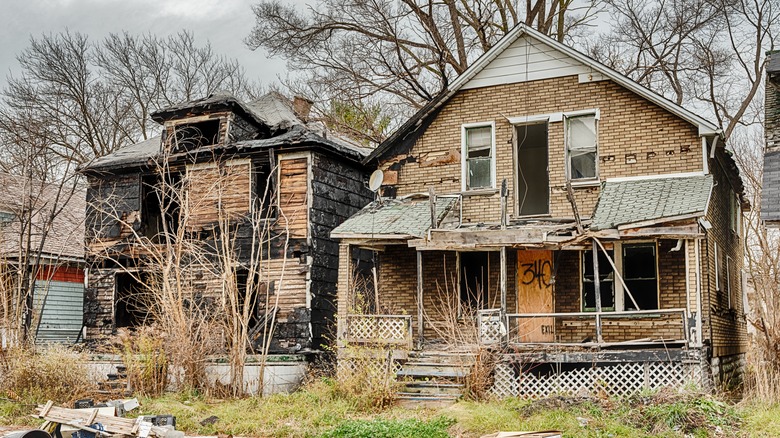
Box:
462, 35, 592, 90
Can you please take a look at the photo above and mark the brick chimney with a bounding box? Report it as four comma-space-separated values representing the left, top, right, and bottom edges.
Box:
293, 96, 314, 122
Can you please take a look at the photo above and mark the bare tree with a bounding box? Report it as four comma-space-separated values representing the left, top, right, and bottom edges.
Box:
246, 0, 601, 134
589, 0, 778, 140
0, 30, 260, 173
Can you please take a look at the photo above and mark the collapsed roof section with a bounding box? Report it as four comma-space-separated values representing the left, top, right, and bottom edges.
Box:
81, 92, 372, 172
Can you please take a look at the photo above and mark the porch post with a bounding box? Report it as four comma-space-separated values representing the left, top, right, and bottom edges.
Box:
416, 250, 424, 348
592, 241, 604, 343
499, 179, 508, 332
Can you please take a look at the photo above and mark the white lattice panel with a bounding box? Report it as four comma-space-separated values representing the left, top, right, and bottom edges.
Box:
479, 310, 505, 345
492, 361, 703, 399
346, 316, 410, 343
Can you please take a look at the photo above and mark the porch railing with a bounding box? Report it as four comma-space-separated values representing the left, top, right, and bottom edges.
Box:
344, 315, 413, 349
478, 308, 688, 346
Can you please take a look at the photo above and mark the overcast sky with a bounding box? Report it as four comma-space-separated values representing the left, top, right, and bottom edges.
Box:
0, 0, 301, 90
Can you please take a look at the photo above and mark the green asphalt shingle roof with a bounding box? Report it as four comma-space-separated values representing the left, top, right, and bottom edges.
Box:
332, 196, 458, 238
591, 174, 713, 230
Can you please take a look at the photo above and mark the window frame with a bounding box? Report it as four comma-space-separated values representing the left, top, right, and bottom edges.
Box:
461, 121, 496, 192
580, 241, 660, 312
564, 110, 600, 183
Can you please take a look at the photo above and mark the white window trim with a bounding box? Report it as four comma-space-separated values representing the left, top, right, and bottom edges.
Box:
461, 121, 496, 192
564, 109, 600, 183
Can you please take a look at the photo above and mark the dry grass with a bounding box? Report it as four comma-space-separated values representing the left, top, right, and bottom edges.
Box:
0, 345, 94, 404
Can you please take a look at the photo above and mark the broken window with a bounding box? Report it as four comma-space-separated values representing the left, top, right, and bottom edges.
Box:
141, 173, 181, 241
622, 243, 658, 311
581, 243, 659, 311
566, 114, 598, 180
253, 158, 276, 219
463, 124, 494, 190
115, 272, 151, 328
171, 120, 221, 151
516, 123, 549, 215
582, 249, 615, 311
460, 251, 490, 310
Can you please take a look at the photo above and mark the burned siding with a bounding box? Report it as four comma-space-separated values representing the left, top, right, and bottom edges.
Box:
309, 152, 372, 349
86, 173, 141, 243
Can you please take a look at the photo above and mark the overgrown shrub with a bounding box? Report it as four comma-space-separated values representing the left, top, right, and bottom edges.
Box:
119, 326, 169, 396
334, 346, 399, 410
0, 345, 93, 404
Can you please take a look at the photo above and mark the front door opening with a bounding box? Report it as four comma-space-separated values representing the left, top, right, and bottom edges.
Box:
516, 123, 549, 216
460, 251, 491, 311
115, 272, 150, 329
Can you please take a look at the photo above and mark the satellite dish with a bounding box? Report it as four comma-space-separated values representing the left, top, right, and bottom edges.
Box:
368, 169, 384, 192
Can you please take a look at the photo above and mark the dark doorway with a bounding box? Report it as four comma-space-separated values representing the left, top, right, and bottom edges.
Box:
115, 272, 150, 328
516, 123, 549, 216
460, 251, 490, 310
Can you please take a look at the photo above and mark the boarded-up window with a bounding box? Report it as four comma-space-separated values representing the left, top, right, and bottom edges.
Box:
278, 157, 309, 239
186, 159, 252, 231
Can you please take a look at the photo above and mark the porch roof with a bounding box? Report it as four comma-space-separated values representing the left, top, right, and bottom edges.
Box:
331, 195, 458, 239
591, 174, 713, 230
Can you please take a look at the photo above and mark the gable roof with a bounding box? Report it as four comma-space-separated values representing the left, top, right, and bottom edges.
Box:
365, 23, 720, 165
0, 173, 86, 260
591, 174, 713, 230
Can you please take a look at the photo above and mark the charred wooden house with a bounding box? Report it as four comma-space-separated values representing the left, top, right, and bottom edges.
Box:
333, 24, 748, 402
80, 92, 372, 354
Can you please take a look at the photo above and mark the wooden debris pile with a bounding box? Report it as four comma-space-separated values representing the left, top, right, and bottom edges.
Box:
34, 401, 181, 438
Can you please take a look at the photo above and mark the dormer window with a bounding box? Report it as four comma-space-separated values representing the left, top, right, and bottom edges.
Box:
171, 119, 221, 151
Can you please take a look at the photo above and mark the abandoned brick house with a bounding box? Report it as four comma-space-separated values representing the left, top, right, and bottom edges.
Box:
80, 92, 372, 354
333, 24, 748, 401
762, 51, 780, 226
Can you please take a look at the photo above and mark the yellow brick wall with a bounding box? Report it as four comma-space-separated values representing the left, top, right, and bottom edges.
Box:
380, 75, 703, 224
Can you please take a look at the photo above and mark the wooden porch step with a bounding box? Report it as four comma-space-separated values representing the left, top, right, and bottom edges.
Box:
399, 382, 464, 396
396, 367, 469, 379
396, 394, 459, 408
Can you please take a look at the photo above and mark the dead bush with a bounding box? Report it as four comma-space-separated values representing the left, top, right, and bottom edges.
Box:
0, 345, 93, 404
119, 326, 169, 396
335, 345, 399, 410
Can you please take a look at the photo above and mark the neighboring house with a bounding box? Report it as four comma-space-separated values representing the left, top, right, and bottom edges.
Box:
79, 92, 372, 355
0, 172, 86, 345
332, 24, 748, 401
762, 50, 780, 225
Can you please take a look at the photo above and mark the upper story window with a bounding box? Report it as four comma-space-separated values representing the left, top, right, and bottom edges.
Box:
566, 113, 598, 181
0, 210, 14, 227
462, 122, 495, 191
729, 192, 741, 234
171, 119, 221, 152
